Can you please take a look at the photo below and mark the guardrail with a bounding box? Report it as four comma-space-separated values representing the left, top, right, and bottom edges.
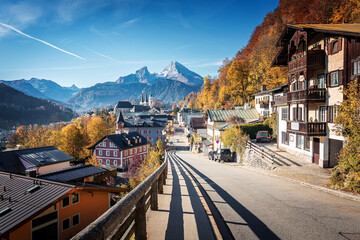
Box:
72, 151, 169, 240
246, 141, 279, 167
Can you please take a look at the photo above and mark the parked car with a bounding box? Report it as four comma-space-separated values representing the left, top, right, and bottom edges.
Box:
214, 148, 232, 162
256, 131, 271, 142
208, 151, 215, 160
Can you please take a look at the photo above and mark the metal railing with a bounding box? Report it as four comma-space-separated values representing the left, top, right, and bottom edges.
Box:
71, 152, 169, 240
246, 141, 280, 168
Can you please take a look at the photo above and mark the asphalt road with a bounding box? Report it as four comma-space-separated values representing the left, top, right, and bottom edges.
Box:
170, 129, 360, 240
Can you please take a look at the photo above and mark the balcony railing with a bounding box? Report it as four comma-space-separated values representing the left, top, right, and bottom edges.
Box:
287, 122, 326, 136
274, 94, 287, 106
288, 50, 325, 73
259, 103, 269, 108
287, 89, 326, 102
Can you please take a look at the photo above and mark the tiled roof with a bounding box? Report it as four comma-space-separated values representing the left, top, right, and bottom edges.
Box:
88, 132, 148, 150
123, 117, 168, 128
190, 117, 206, 129
132, 105, 151, 112
39, 165, 106, 183
114, 101, 133, 109
207, 108, 259, 122
0, 146, 73, 174
0, 171, 74, 236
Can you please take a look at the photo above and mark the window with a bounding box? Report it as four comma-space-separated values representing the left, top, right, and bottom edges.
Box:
328, 106, 334, 123
72, 214, 80, 226
296, 135, 304, 149
297, 107, 303, 122
333, 105, 339, 120
62, 218, 70, 231
305, 137, 310, 151
106, 151, 110, 156
329, 38, 341, 54
134, 148, 137, 154
292, 107, 297, 121
148, 130, 151, 134
114, 160, 117, 166
102, 142, 106, 147
62, 197, 69, 208
143, 146, 146, 151
124, 150, 127, 156
281, 132, 289, 145
114, 151, 118, 157
99, 150, 102, 156
106, 159, 110, 165
72, 193, 79, 204
330, 72, 339, 86
110, 142, 114, 148
353, 60, 360, 75
99, 159, 102, 164
281, 107, 288, 120
130, 149, 133, 155
317, 74, 325, 88
332, 40, 339, 52
319, 106, 327, 122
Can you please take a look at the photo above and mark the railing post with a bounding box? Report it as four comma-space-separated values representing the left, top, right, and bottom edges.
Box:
151, 182, 158, 210
135, 195, 147, 240
162, 170, 166, 186
158, 173, 164, 194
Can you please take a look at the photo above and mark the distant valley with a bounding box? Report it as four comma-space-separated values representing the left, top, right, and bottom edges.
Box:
1, 61, 203, 111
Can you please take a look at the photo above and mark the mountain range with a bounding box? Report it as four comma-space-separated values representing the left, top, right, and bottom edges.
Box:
1, 61, 203, 111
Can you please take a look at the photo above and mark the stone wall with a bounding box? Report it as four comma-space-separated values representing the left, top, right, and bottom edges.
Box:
243, 148, 274, 170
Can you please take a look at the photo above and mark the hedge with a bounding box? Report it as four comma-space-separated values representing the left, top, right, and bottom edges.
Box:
238, 123, 273, 139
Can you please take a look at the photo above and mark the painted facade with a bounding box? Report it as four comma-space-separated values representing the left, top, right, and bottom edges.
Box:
272, 24, 360, 167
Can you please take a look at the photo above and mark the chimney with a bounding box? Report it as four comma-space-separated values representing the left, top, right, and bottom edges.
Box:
261, 85, 267, 92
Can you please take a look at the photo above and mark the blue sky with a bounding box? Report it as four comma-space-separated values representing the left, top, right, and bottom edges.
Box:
0, 0, 278, 88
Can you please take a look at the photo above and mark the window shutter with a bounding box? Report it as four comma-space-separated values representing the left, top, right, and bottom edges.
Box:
327, 106, 330, 122
326, 73, 331, 87
327, 43, 331, 55
338, 70, 344, 85
338, 38, 342, 51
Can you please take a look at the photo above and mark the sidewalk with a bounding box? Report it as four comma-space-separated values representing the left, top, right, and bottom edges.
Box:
146, 152, 217, 240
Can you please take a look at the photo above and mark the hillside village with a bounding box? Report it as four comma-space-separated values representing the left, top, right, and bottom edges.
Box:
1, 0, 360, 239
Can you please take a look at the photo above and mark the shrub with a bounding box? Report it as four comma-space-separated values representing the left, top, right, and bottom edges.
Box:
239, 123, 272, 139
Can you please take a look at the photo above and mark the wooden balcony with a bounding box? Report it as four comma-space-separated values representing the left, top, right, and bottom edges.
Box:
287, 122, 327, 136
274, 94, 287, 106
259, 103, 269, 108
288, 50, 325, 73
287, 89, 326, 103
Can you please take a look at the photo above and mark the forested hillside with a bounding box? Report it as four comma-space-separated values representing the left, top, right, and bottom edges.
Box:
0, 83, 76, 129
185, 0, 360, 110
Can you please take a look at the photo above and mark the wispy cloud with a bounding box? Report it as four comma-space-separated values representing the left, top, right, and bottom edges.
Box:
119, 18, 141, 29
0, 22, 86, 61
0, 1, 43, 37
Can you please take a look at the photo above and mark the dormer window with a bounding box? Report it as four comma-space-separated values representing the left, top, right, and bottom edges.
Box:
139, 138, 142, 143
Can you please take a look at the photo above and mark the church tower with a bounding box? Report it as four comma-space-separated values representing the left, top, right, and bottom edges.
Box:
149, 93, 154, 108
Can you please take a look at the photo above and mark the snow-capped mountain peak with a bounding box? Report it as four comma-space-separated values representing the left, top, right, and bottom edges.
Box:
158, 61, 203, 85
